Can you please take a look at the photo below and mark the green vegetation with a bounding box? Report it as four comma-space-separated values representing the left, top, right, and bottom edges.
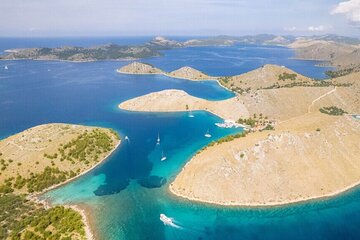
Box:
0, 44, 160, 61
0, 167, 76, 194
1, 158, 9, 171
0, 129, 118, 194
261, 124, 275, 131
212, 132, 247, 145
219, 76, 231, 84
278, 72, 297, 81
262, 80, 351, 90
0, 194, 85, 240
0, 128, 119, 239
325, 67, 359, 78
197, 132, 248, 154
319, 106, 348, 116
237, 114, 271, 128
51, 129, 116, 165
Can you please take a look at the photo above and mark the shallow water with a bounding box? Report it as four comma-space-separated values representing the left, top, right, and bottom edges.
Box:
1, 37, 358, 240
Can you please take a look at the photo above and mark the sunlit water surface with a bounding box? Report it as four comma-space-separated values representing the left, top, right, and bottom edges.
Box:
2, 38, 359, 240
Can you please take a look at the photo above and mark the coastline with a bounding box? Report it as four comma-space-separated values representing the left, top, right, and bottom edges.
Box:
32, 139, 121, 197
116, 69, 219, 82
117, 99, 242, 121
0, 57, 140, 63
29, 139, 121, 240
68, 204, 95, 240
169, 175, 360, 208
168, 114, 360, 208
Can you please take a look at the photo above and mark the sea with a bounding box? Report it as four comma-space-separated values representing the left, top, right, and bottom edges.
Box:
1, 37, 360, 240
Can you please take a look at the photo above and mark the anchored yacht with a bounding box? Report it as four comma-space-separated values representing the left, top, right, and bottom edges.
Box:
204, 129, 212, 138
157, 133, 160, 145
161, 151, 167, 161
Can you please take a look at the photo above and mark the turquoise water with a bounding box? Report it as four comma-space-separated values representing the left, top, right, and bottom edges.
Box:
1, 37, 359, 240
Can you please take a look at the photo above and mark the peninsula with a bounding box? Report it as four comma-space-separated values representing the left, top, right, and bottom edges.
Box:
0, 123, 120, 239
118, 62, 217, 81
119, 65, 360, 206
2, 34, 359, 74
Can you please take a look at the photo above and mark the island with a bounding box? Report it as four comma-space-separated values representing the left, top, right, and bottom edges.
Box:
119, 89, 248, 120
119, 64, 360, 206
117, 62, 217, 81
0, 123, 120, 239
2, 34, 359, 75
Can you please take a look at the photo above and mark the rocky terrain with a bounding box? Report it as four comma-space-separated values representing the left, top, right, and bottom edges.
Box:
118, 62, 216, 81
119, 64, 360, 206
0, 123, 120, 239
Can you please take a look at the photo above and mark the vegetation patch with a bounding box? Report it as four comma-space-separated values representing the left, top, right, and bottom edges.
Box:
0, 194, 85, 240
319, 106, 348, 116
278, 72, 297, 81
57, 129, 116, 164
325, 67, 359, 78
237, 113, 270, 128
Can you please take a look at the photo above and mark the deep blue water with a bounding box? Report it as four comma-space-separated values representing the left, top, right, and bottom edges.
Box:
1, 38, 359, 240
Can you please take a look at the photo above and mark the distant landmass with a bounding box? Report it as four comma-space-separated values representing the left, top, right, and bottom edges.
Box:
1, 34, 359, 75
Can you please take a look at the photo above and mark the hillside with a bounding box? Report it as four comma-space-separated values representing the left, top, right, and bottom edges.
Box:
0, 123, 120, 239
0, 123, 120, 194
170, 112, 360, 206
117, 62, 163, 74
168, 66, 216, 80
289, 39, 360, 70
119, 89, 248, 120
219, 64, 314, 93
118, 64, 360, 206
120, 66, 358, 121
118, 62, 217, 81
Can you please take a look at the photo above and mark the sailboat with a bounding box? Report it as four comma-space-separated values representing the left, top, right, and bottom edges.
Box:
156, 133, 160, 145
4, 65, 8, 70
188, 110, 194, 118
161, 151, 167, 161
204, 129, 212, 138
124, 136, 129, 141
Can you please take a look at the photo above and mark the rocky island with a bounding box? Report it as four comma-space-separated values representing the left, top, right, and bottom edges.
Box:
119, 64, 360, 206
0, 44, 160, 62
118, 62, 217, 81
0, 123, 120, 239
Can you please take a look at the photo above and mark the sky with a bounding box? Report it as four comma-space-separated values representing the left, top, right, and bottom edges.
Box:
0, 0, 359, 37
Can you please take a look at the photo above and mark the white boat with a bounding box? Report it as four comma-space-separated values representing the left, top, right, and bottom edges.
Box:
156, 133, 160, 145
215, 119, 242, 128
4, 65, 8, 70
160, 214, 173, 225
124, 136, 129, 141
161, 151, 167, 161
188, 111, 194, 118
204, 129, 212, 138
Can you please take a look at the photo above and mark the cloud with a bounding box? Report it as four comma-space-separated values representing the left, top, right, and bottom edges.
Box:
284, 26, 297, 31
308, 25, 326, 31
331, 0, 360, 24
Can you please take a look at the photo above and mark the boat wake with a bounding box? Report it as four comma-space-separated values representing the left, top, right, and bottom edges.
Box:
160, 214, 183, 229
